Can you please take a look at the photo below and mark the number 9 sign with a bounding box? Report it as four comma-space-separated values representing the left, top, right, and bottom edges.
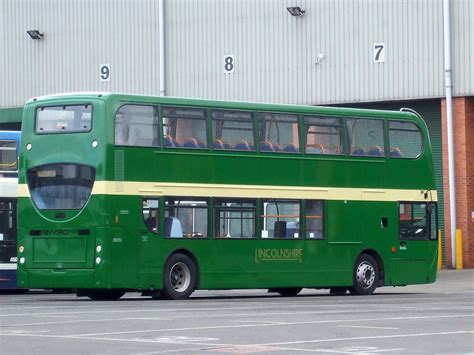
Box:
100, 64, 110, 82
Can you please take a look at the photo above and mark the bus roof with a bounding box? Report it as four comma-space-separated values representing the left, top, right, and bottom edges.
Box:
26, 92, 421, 121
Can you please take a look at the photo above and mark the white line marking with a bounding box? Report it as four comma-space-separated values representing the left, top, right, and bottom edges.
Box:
339, 325, 400, 330
73, 314, 473, 338
255, 331, 474, 346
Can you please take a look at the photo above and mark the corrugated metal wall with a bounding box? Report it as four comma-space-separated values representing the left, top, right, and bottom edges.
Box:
1, 0, 162, 107
0, 0, 473, 108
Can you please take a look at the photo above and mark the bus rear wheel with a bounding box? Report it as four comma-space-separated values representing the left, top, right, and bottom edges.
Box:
349, 254, 379, 295
161, 253, 197, 300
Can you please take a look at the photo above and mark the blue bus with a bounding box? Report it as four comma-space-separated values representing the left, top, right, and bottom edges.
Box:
0, 131, 21, 289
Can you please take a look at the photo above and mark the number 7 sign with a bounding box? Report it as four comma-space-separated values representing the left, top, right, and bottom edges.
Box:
373, 43, 385, 63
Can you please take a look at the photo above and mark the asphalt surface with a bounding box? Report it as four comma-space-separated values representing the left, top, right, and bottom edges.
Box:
0, 269, 473, 354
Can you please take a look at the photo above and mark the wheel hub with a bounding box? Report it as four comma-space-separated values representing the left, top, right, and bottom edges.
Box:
356, 261, 376, 289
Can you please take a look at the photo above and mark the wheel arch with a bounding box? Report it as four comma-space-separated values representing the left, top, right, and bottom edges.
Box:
358, 249, 385, 286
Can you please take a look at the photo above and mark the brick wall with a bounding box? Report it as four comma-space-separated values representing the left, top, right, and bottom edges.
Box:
441, 96, 474, 268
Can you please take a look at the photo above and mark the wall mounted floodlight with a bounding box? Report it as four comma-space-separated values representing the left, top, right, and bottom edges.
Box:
287, 7, 305, 16
27, 30, 44, 40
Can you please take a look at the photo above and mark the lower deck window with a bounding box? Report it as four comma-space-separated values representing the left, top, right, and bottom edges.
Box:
306, 200, 324, 239
215, 200, 256, 238
165, 199, 208, 238
261, 200, 300, 238
143, 198, 159, 233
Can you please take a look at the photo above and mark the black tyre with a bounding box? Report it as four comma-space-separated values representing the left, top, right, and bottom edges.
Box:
84, 290, 125, 300
274, 287, 302, 297
161, 253, 198, 300
349, 254, 379, 295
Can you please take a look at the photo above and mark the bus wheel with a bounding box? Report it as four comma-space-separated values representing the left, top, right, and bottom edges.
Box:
274, 287, 302, 297
162, 253, 197, 300
349, 254, 379, 295
84, 290, 125, 300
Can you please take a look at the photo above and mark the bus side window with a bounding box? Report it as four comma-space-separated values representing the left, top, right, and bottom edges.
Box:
306, 200, 324, 239
388, 120, 423, 159
165, 198, 208, 238
261, 200, 300, 239
143, 198, 159, 234
162, 106, 208, 149
214, 199, 256, 238
258, 112, 299, 153
304, 116, 343, 155
212, 110, 254, 151
115, 105, 160, 147
348, 118, 385, 157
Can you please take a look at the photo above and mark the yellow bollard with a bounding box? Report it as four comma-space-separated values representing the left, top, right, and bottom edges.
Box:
438, 229, 442, 270
456, 229, 463, 270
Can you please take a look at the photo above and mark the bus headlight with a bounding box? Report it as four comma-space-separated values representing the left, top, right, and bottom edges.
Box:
19, 245, 24, 253
96, 245, 102, 253
19, 257, 25, 264
92, 140, 98, 148
26, 143, 32, 151
95, 257, 101, 264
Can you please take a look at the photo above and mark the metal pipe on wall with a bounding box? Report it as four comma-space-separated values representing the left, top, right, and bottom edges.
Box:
443, 0, 456, 268
159, 0, 166, 96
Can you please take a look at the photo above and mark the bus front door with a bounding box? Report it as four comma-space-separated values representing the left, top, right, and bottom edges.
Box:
390, 202, 438, 285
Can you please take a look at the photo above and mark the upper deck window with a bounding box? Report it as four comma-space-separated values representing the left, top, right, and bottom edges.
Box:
162, 106, 207, 149
36, 105, 92, 133
388, 121, 423, 158
0, 141, 17, 173
212, 110, 255, 151
304, 116, 343, 155
115, 105, 159, 147
258, 113, 299, 153
347, 118, 385, 157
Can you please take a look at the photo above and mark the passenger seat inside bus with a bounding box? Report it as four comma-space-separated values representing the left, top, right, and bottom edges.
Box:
164, 135, 175, 147
367, 146, 383, 156
164, 217, 183, 238
213, 139, 224, 150
183, 138, 199, 148
260, 141, 274, 151
234, 140, 250, 150
351, 147, 365, 155
390, 147, 402, 157
274, 221, 287, 238
283, 144, 298, 153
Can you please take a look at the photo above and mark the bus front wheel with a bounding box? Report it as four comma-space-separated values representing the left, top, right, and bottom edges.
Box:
349, 254, 379, 295
161, 253, 197, 300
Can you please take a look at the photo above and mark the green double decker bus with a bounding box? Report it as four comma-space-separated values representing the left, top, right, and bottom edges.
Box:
17, 93, 438, 300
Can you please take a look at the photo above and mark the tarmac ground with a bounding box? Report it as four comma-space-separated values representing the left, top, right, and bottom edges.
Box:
0, 269, 473, 354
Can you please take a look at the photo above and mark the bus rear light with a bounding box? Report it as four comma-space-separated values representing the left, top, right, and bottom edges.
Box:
391, 246, 397, 253
19, 257, 25, 264
96, 245, 102, 253
95, 257, 101, 264
19, 245, 24, 253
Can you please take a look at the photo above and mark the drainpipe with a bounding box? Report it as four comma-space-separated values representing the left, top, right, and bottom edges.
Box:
159, 0, 166, 96
444, 0, 456, 268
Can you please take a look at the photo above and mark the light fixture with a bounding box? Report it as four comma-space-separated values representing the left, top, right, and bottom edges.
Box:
287, 7, 305, 17
27, 30, 44, 40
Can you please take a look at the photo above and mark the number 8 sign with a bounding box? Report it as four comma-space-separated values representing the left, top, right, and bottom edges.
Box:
223, 55, 235, 74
